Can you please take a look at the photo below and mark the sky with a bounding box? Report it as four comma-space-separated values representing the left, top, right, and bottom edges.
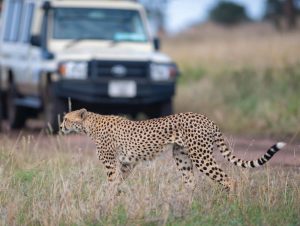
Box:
165, 0, 267, 34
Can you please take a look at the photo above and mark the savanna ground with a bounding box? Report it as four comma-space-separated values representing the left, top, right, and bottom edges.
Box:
1, 23, 300, 225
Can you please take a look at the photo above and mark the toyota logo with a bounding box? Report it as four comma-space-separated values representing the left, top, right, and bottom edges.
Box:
111, 65, 127, 77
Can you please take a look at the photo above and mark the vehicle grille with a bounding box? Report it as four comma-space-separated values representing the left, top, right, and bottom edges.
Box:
89, 60, 149, 78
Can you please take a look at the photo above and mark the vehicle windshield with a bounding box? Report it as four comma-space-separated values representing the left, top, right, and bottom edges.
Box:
52, 8, 148, 42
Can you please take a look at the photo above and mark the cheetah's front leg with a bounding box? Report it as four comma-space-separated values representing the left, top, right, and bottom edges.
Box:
100, 157, 126, 195
96, 146, 119, 183
100, 157, 118, 183
117, 150, 138, 181
119, 162, 137, 181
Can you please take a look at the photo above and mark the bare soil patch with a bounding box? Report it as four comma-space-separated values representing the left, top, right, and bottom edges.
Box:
1, 121, 299, 167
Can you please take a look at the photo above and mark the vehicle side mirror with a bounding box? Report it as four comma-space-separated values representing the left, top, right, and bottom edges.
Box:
30, 35, 41, 47
153, 37, 161, 51
42, 1, 52, 10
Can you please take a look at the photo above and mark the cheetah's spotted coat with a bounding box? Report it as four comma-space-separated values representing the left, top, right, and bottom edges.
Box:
60, 109, 285, 191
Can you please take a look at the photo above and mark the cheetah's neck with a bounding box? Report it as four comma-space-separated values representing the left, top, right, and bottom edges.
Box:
83, 112, 125, 141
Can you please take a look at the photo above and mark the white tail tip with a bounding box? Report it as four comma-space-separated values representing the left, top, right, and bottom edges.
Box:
276, 142, 286, 149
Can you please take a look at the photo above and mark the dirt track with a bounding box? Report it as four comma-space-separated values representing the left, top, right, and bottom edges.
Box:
1, 121, 299, 167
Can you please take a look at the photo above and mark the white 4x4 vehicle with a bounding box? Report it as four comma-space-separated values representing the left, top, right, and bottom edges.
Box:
0, 0, 179, 132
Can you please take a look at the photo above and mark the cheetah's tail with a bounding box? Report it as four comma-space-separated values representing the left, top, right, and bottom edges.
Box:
214, 131, 286, 168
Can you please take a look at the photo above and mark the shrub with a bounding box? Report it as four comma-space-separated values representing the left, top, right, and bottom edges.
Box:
210, 1, 249, 25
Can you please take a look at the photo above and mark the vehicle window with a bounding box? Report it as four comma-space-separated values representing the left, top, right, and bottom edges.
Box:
20, 3, 35, 43
52, 8, 148, 42
3, 2, 15, 41
9, 1, 23, 42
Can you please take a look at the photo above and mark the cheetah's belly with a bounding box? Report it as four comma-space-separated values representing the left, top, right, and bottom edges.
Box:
118, 142, 171, 164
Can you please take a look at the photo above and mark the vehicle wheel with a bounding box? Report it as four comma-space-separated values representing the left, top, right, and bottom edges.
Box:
159, 100, 173, 117
1, 92, 7, 119
44, 84, 67, 133
0, 76, 2, 131
7, 84, 28, 129
147, 100, 174, 119
130, 112, 138, 120
0, 92, 2, 132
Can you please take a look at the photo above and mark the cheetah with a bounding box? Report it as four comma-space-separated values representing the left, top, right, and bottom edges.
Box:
60, 109, 286, 191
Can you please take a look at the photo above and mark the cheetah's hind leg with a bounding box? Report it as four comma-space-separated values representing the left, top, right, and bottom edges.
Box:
191, 154, 235, 192
172, 144, 196, 192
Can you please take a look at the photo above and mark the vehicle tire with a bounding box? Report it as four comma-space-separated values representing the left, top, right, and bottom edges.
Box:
130, 112, 138, 120
147, 100, 174, 119
7, 84, 28, 129
1, 92, 6, 119
0, 91, 2, 132
0, 73, 2, 131
159, 100, 174, 116
43, 84, 67, 134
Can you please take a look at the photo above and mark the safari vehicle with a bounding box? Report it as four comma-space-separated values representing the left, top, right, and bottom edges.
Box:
0, 0, 179, 132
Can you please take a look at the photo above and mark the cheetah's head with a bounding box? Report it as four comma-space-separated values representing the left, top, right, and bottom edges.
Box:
60, 108, 88, 134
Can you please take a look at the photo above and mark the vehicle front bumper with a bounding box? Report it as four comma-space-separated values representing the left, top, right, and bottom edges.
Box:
53, 79, 176, 105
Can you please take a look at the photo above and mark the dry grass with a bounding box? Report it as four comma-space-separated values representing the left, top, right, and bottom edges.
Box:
0, 134, 299, 225
163, 22, 300, 73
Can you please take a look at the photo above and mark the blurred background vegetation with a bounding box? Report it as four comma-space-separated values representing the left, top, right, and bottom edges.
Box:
142, 0, 300, 137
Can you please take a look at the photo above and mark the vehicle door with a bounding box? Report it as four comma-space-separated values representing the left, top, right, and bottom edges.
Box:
16, 1, 39, 95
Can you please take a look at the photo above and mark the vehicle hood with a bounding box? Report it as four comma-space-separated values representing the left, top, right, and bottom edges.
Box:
51, 42, 172, 63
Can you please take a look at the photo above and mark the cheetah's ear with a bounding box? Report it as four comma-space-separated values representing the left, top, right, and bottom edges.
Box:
79, 108, 88, 120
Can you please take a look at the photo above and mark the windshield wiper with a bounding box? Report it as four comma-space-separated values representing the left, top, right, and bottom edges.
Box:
65, 38, 85, 49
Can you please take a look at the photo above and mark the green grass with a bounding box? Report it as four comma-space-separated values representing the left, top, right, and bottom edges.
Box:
162, 23, 300, 137
0, 136, 299, 225
175, 64, 300, 136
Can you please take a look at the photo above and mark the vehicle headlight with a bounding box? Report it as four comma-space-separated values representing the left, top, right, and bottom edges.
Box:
58, 61, 87, 79
150, 63, 178, 81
